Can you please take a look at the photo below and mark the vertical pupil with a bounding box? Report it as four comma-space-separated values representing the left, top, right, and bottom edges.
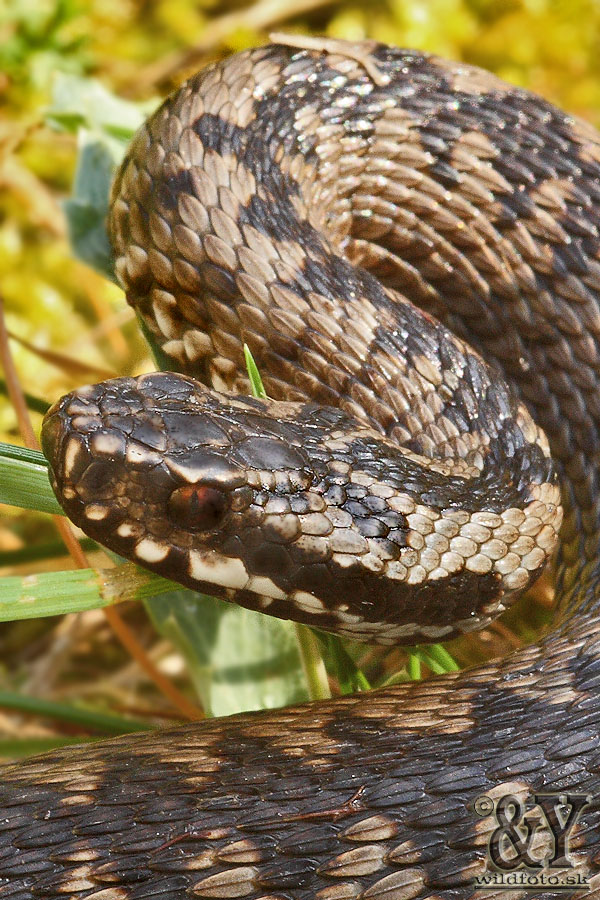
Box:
168, 484, 226, 530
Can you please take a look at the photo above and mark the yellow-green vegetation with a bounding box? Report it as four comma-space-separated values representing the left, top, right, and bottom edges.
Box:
0, 0, 594, 754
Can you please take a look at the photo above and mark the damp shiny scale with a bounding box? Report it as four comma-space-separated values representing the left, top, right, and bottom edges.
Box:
2, 36, 600, 899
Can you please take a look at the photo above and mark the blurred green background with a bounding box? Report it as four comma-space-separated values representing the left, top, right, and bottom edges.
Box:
0, 0, 598, 748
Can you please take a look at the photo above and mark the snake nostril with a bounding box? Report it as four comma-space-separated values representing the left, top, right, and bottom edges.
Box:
167, 484, 227, 532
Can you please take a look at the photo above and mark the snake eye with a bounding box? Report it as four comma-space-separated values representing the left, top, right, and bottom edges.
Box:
167, 484, 227, 531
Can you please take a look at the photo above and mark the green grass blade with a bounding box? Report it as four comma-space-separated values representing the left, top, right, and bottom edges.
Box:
408, 652, 422, 680
294, 624, 330, 700
317, 632, 370, 694
0, 443, 48, 466
0, 564, 177, 621
0, 691, 153, 734
0, 444, 62, 514
406, 643, 459, 678
244, 343, 267, 399
421, 642, 460, 672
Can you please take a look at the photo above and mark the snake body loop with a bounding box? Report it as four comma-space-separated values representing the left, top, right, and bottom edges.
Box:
2, 38, 600, 899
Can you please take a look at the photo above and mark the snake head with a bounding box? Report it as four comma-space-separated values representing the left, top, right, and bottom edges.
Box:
40, 371, 332, 619
42, 372, 249, 551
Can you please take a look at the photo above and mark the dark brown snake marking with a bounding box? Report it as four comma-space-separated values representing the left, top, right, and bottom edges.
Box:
2, 37, 600, 899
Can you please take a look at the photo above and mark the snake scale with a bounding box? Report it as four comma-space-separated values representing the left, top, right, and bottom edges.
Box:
2, 35, 600, 898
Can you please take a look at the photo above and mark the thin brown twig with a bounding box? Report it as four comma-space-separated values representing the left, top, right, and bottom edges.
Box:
135, 0, 336, 90
0, 321, 37, 452
0, 294, 203, 722
6, 329, 116, 381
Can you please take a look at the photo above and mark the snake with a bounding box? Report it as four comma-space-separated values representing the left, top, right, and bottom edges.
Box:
1, 34, 600, 899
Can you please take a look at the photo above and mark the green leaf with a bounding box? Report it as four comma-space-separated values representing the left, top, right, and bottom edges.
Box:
46, 75, 159, 280
63, 132, 118, 281
0, 564, 177, 621
241, 346, 333, 702
46, 73, 156, 139
145, 591, 310, 717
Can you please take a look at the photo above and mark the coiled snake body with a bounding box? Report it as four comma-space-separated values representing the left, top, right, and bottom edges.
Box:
2, 37, 600, 898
